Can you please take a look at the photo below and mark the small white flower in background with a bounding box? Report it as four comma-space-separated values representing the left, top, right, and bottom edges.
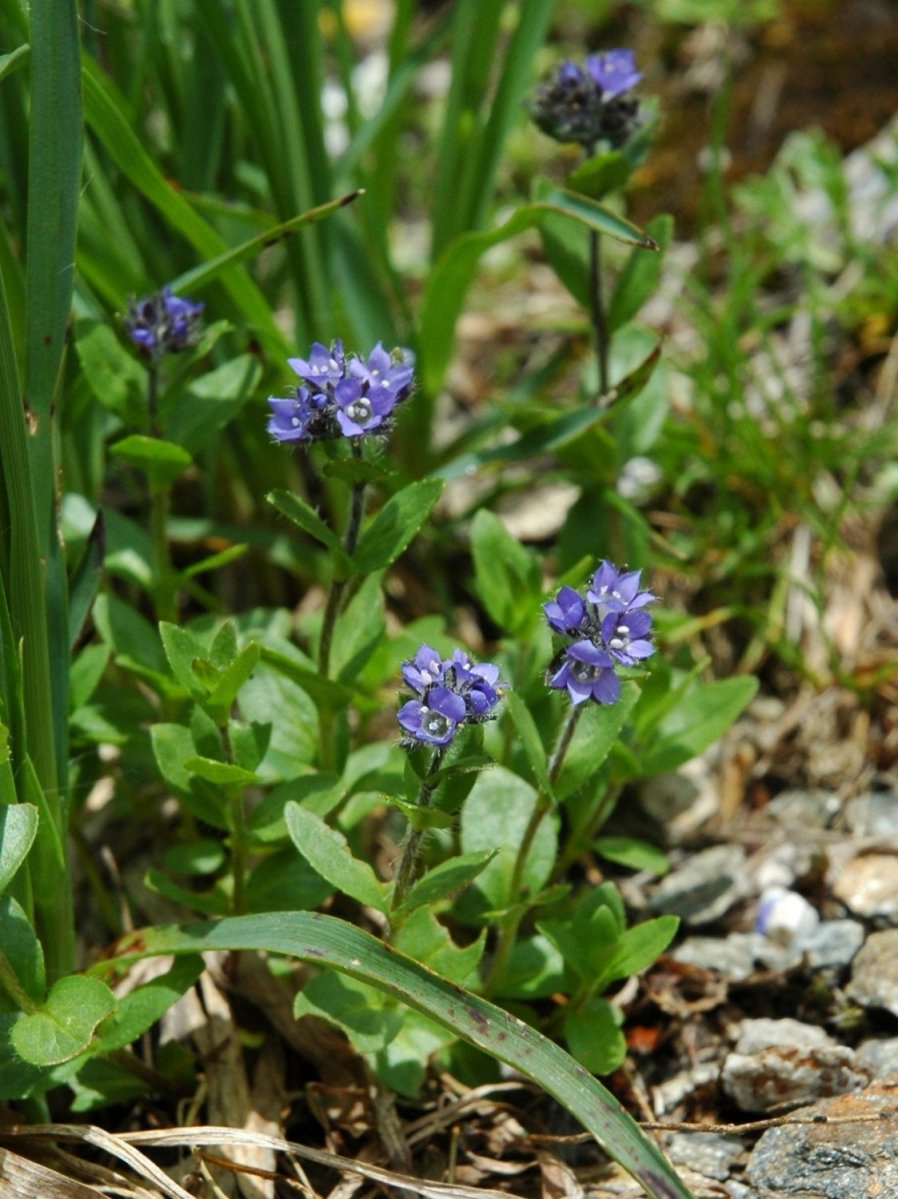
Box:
756, 886, 819, 948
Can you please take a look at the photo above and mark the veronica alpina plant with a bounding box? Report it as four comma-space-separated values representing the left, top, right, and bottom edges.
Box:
268, 340, 415, 683
392, 645, 507, 912
529, 49, 647, 403
120, 284, 206, 620
484, 561, 656, 993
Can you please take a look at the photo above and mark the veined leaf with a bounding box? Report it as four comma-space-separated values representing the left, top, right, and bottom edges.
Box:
267, 489, 351, 571
285, 803, 389, 913
351, 479, 444, 575
11, 975, 116, 1067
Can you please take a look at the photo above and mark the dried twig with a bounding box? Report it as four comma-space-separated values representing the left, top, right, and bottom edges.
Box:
525, 1107, 898, 1144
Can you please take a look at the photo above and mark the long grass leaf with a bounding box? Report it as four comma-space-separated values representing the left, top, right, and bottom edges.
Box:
456, 0, 555, 236
18, 0, 80, 977
171, 191, 363, 296
430, 0, 504, 259
191, 0, 332, 340
107, 913, 694, 1199
81, 56, 289, 357
0, 42, 28, 83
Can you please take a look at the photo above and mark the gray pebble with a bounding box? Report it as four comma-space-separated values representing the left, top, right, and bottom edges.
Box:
799, 919, 866, 970
650, 844, 751, 925
666, 1131, 745, 1181
847, 928, 898, 1017
766, 788, 841, 829
843, 791, 898, 838
855, 1035, 898, 1080
722, 1018, 865, 1113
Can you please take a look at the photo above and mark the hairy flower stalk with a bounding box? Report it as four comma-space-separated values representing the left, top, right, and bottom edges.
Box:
529, 49, 643, 404
485, 561, 656, 995
269, 341, 415, 766
317, 440, 366, 682
390, 646, 507, 924
267, 340, 415, 681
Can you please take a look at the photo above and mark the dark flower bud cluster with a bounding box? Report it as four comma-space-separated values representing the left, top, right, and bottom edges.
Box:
397, 645, 507, 748
529, 48, 642, 150
544, 560, 655, 706
268, 340, 414, 445
125, 286, 205, 359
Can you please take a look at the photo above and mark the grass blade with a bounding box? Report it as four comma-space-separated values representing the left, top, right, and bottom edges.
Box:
81, 55, 289, 357
106, 913, 694, 1199
455, 0, 555, 237
12, 0, 80, 977
171, 191, 363, 296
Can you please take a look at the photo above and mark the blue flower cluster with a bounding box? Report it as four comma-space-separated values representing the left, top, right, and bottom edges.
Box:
544, 561, 655, 706
529, 48, 642, 149
268, 340, 414, 445
126, 286, 205, 359
397, 645, 506, 748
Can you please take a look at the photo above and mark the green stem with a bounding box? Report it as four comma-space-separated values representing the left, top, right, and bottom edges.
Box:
583, 139, 610, 405
150, 483, 176, 624
0, 951, 39, 1014
147, 365, 177, 623
229, 788, 247, 916
589, 228, 610, 403
147, 361, 161, 438
317, 444, 366, 679
317, 443, 367, 770
554, 779, 624, 879
388, 748, 445, 934
484, 706, 584, 996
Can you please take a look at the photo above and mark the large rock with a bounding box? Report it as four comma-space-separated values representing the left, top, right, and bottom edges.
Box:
747, 1084, 898, 1197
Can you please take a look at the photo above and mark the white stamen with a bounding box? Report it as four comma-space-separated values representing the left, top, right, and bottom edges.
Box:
422, 709, 450, 736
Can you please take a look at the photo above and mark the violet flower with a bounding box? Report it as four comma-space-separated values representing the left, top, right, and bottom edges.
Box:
398, 687, 467, 748
585, 49, 642, 98
549, 640, 621, 707
268, 339, 414, 445
545, 560, 656, 706
529, 48, 643, 149
397, 644, 507, 748
125, 285, 204, 359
